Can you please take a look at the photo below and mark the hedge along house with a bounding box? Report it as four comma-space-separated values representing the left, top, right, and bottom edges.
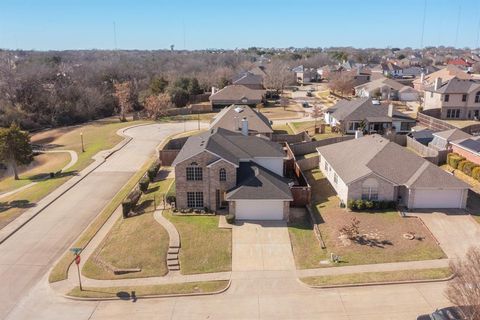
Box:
317, 134, 469, 209
171, 127, 293, 221
323, 97, 416, 135
450, 136, 480, 166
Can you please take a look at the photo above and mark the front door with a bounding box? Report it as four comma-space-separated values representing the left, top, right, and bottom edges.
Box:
216, 190, 227, 210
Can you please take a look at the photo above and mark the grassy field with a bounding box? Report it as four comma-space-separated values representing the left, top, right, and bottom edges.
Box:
164, 210, 232, 274
288, 169, 445, 269
301, 268, 452, 286
67, 280, 229, 298
48, 157, 156, 283
261, 104, 303, 120
0, 118, 151, 230
0, 152, 70, 193
272, 124, 294, 135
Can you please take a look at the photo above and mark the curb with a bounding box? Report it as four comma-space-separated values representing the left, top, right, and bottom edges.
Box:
0, 122, 153, 245
61, 279, 231, 301
298, 273, 455, 289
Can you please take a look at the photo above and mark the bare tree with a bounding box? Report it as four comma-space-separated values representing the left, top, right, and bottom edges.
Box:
113, 81, 136, 121
144, 93, 172, 119
311, 104, 323, 132
264, 60, 293, 92
328, 72, 355, 96
445, 247, 480, 320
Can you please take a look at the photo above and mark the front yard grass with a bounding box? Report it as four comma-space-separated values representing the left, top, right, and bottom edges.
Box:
289, 169, 446, 269
261, 104, 303, 120
301, 267, 452, 287
164, 210, 231, 274
288, 217, 326, 269
67, 280, 229, 298
272, 124, 294, 135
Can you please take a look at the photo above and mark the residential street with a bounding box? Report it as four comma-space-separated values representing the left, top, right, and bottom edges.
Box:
0, 122, 203, 319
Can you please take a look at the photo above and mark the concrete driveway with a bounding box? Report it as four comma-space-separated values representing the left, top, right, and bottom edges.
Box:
232, 221, 295, 272
410, 211, 480, 259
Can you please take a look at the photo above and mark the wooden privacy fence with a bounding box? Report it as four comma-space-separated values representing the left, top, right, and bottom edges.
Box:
406, 136, 447, 165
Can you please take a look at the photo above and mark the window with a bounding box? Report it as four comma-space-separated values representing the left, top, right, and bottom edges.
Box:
186, 162, 202, 181
444, 94, 450, 102
430, 92, 434, 98
219, 168, 226, 181
348, 122, 360, 131
476, 91, 480, 103
333, 173, 338, 184
462, 94, 467, 102
446, 109, 460, 119
361, 187, 378, 200
187, 192, 203, 207
400, 122, 413, 132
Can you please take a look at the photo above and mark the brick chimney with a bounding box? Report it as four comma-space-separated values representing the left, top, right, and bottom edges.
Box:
388, 104, 394, 118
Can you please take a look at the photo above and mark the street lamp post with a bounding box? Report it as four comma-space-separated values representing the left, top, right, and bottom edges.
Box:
80, 132, 85, 153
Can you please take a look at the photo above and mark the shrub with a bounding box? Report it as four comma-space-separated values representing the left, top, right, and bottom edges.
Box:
472, 167, 480, 180
463, 161, 477, 177
364, 200, 374, 210
166, 195, 176, 205
147, 161, 161, 181
225, 213, 235, 224
457, 160, 469, 172
122, 188, 142, 218
347, 199, 356, 210
354, 199, 365, 210
448, 153, 465, 169
138, 176, 150, 193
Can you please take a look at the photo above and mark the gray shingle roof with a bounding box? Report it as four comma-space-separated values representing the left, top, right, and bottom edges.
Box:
327, 98, 415, 123
425, 77, 480, 94
432, 129, 472, 141
317, 134, 468, 189
209, 105, 273, 134
225, 162, 292, 200
209, 85, 265, 103
172, 128, 284, 167
451, 136, 480, 154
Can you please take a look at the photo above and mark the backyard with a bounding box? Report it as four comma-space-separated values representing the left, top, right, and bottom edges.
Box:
288, 168, 446, 269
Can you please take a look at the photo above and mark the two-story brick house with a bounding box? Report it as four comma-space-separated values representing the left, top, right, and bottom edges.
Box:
171, 127, 293, 220
423, 77, 480, 120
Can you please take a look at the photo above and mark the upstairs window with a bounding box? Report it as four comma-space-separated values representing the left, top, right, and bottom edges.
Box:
476, 91, 480, 103
186, 162, 202, 181
462, 94, 467, 102
219, 168, 226, 181
444, 94, 450, 102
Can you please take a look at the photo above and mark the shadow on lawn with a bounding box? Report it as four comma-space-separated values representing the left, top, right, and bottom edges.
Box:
0, 199, 36, 213
354, 236, 393, 249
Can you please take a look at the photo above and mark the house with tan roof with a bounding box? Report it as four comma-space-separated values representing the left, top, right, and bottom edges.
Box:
209, 85, 265, 108
209, 105, 273, 137
317, 135, 469, 209
423, 77, 480, 120
413, 65, 472, 91
355, 77, 419, 101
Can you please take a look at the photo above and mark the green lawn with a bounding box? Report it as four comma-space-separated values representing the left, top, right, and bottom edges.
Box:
301, 268, 452, 286
164, 210, 231, 274
272, 124, 294, 135
67, 280, 229, 298
0, 118, 151, 230
288, 217, 326, 269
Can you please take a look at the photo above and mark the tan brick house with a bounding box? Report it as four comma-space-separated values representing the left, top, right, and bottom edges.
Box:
171, 127, 293, 220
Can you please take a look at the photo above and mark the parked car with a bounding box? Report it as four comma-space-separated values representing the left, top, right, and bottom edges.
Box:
302, 101, 310, 108
417, 307, 464, 320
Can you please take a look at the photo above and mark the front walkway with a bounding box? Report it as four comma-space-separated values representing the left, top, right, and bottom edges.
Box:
408, 211, 480, 259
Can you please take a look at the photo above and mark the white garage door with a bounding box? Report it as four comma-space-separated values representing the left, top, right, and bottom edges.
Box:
235, 200, 284, 220
412, 189, 464, 209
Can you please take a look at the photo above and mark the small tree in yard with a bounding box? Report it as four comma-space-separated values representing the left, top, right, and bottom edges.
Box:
0, 123, 33, 180
280, 96, 289, 111
311, 104, 323, 133
144, 93, 172, 119
445, 246, 480, 320
339, 217, 361, 240
328, 72, 355, 96
114, 81, 137, 121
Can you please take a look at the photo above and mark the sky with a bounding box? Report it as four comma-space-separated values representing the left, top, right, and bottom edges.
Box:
0, 0, 480, 51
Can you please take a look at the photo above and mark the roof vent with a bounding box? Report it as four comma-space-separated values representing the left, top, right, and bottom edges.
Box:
372, 99, 380, 105
234, 106, 244, 113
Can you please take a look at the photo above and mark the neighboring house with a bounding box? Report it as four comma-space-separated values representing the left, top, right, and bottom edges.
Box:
292, 65, 320, 84
447, 58, 473, 71
450, 136, 480, 166
355, 77, 419, 101
209, 85, 265, 108
324, 98, 416, 134
413, 65, 471, 91
423, 77, 480, 120
232, 72, 264, 89
381, 62, 403, 78
429, 129, 472, 151
209, 104, 273, 137
317, 135, 469, 209
408, 128, 435, 145
171, 128, 293, 220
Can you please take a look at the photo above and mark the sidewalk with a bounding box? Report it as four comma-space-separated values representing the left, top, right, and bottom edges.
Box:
296, 259, 450, 278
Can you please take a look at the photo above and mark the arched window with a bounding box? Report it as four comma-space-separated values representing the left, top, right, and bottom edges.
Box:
219, 168, 226, 181
475, 91, 480, 103
186, 162, 202, 181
